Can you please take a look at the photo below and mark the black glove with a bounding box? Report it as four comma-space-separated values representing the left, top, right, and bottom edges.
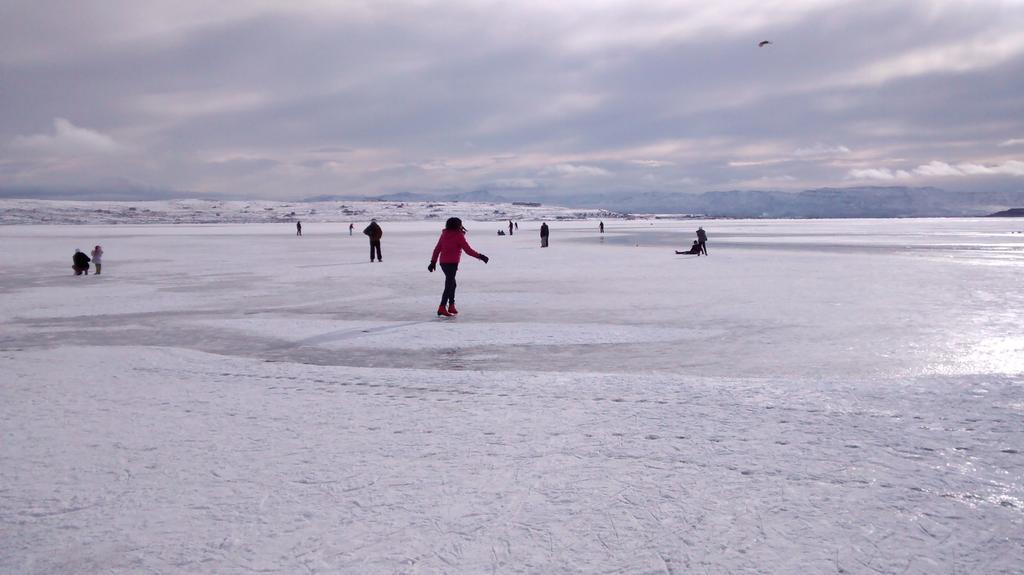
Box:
478, 254, 489, 263
428, 262, 436, 272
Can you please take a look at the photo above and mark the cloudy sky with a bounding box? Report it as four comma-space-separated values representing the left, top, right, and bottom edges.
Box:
2, 0, 1023, 200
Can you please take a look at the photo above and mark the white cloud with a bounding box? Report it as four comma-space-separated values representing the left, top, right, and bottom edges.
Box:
1, 0, 855, 66
490, 178, 539, 189
134, 90, 270, 120
848, 160, 1024, 180
728, 159, 788, 167
629, 159, 676, 168
955, 160, 1024, 176
473, 92, 607, 136
0, 1, 363, 65
794, 143, 851, 157
753, 174, 797, 183
834, 30, 1024, 87
545, 163, 612, 177
4, 2, 1024, 198
916, 160, 1024, 177
558, 0, 850, 53
913, 161, 964, 177
11, 118, 122, 155
726, 143, 851, 169
846, 168, 911, 180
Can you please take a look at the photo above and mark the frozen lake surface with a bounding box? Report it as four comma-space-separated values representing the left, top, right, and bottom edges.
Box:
2, 218, 1022, 573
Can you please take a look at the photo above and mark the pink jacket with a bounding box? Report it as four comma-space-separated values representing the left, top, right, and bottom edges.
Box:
431, 229, 480, 264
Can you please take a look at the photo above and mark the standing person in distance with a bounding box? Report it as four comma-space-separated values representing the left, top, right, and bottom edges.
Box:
364, 219, 383, 262
696, 226, 708, 255
296, 221, 302, 236
508, 220, 514, 236
540, 222, 550, 247
349, 223, 354, 236
428, 217, 489, 317
599, 221, 604, 233
91, 245, 104, 275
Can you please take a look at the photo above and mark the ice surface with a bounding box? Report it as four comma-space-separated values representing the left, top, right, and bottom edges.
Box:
1, 217, 1022, 573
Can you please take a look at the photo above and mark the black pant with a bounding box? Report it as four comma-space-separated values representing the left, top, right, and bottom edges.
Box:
440, 263, 458, 307
541, 236, 549, 247
698, 240, 707, 255
370, 239, 382, 261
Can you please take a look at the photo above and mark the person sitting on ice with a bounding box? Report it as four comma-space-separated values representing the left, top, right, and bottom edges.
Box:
676, 240, 702, 255
72, 249, 91, 275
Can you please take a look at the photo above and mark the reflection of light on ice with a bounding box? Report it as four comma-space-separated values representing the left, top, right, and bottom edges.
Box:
926, 336, 1024, 376
968, 336, 1024, 375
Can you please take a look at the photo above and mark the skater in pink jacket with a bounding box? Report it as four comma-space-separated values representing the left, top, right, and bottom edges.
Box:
428, 217, 489, 317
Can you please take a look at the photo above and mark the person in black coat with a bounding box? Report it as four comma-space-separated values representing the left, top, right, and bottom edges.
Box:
540, 222, 550, 247
363, 219, 383, 262
696, 226, 708, 255
72, 249, 91, 275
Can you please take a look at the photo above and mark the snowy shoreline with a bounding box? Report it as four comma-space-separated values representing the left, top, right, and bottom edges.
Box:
6, 198, 1022, 227
0, 198, 623, 225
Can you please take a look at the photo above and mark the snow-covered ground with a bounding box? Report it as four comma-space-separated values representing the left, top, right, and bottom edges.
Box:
0, 198, 619, 225
1, 217, 1022, 574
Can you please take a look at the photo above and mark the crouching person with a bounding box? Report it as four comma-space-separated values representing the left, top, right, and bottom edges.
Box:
72, 249, 91, 275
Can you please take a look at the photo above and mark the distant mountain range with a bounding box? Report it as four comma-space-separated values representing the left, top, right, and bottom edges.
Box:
311, 187, 1024, 218
572, 187, 1024, 218
987, 207, 1024, 217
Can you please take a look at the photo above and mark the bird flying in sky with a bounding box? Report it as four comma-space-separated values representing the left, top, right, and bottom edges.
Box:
758, 40, 772, 47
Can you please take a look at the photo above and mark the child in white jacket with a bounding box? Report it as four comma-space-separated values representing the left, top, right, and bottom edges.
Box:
91, 245, 104, 275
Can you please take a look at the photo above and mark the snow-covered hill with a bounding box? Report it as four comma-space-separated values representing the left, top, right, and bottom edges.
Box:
0, 198, 622, 225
